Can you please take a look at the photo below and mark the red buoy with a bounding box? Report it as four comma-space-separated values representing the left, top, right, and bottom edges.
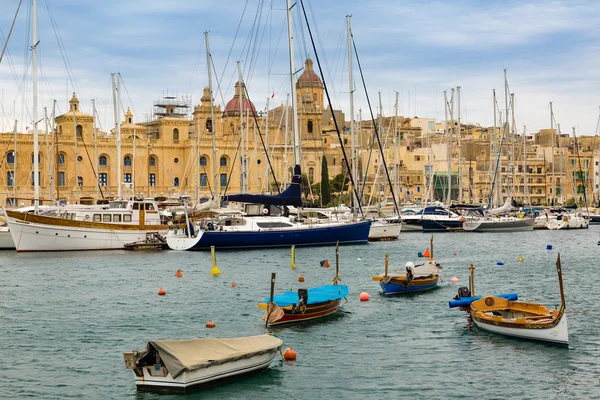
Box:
176, 269, 183, 278
206, 320, 216, 328
298, 275, 305, 283
231, 282, 237, 287
283, 347, 297, 361
158, 288, 166, 296
359, 292, 369, 301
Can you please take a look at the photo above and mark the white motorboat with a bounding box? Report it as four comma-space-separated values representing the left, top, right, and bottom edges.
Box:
3, 198, 169, 252
368, 219, 402, 241
546, 213, 589, 230
124, 334, 283, 393
463, 216, 535, 232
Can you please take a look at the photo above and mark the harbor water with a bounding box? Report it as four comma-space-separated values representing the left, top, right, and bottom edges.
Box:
1, 227, 599, 399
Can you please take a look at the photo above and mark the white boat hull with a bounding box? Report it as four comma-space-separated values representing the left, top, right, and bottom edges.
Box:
133, 348, 279, 392
463, 218, 535, 232
368, 222, 401, 240
547, 216, 588, 230
472, 313, 568, 346
6, 217, 166, 252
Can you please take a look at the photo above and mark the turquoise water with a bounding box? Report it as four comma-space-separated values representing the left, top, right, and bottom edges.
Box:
1, 227, 599, 399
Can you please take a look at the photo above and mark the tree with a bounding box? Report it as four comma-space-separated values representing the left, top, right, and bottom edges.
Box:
321, 156, 332, 205
330, 174, 349, 193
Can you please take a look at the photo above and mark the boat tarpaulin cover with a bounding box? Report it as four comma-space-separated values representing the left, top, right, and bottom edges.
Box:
266, 284, 349, 306
223, 165, 302, 206
143, 334, 283, 378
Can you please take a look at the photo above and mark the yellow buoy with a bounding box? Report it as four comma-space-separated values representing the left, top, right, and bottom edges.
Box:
290, 245, 296, 269
210, 246, 221, 276
518, 256, 523, 262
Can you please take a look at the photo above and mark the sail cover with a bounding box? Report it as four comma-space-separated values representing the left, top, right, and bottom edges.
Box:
139, 334, 283, 378
223, 164, 302, 206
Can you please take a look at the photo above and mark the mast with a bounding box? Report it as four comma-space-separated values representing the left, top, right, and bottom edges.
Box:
444, 90, 451, 205
205, 32, 218, 199
503, 69, 509, 205
457, 86, 462, 203
32, 0, 40, 213
132, 128, 136, 196
493, 89, 499, 206
394, 91, 399, 203
510, 92, 516, 200
112, 74, 121, 199
51, 100, 56, 201
347, 15, 358, 214
12, 119, 17, 201
550, 101, 555, 205
73, 96, 78, 202
44, 107, 49, 199
286, 0, 301, 166
92, 100, 98, 198
237, 61, 246, 193
523, 125, 528, 205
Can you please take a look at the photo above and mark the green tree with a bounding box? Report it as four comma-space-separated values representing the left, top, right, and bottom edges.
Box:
330, 174, 349, 193
321, 156, 332, 205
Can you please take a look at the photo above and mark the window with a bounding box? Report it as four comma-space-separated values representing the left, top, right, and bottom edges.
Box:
308, 167, 314, 182
31, 172, 40, 186
76, 125, 83, 137
173, 128, 179, 141
103, 214, 112, 222
7, 151, 14, 164
149, 173, 156, 187
58, 172, 65, 186
149, 156, 156, 167
220, 173, 227, 187
200, 173, 207, 187
99, 173, 107, 186
93, 214, 101, 222
124, 155, 132, 166
7, 172, 14, 187
417, 186, 421, 193
99, 155, 107, 166
220, 156, 227, 167
113, 214, 122, 222
78, 176, 83, 187
174, 177, 179, 187
124, 173, 132, 183
31, 153, 41, 164
200, 156, 207, 166
307, 120, 313, 134
58, 153, 66, 165
123, 215, 132, 222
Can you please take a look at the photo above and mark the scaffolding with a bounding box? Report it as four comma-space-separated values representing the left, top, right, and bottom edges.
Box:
153, 91, 192, 119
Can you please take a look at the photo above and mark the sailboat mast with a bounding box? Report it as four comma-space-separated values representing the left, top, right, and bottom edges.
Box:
286, 0, 301, 166
394, 91, 399, 203
73, 97, 78, 202
503, 69, 509, 205
111, 74, 121, 199
12, 119, 17, 201
283, 94, 289, 189
237, 61, 246, 193
444, 90, 450, 204
510, 92, 516, 200
493, 89, 499, 206
523, 125, 528, 205
205, 32, 218, 199
550, 101, 555, 205
347, 15, 358, 214
457, 86, 462, 203
92, 99, 98, 198
32, 0, 39, 212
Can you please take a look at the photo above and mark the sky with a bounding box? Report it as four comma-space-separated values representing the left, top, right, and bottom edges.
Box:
1, 0, 600, 136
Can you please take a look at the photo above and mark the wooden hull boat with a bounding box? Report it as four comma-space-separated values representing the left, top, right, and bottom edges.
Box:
264, 296, 344, 325
124, 334, 283, 393
373, 235, 441, 295
460, 255, 568, 347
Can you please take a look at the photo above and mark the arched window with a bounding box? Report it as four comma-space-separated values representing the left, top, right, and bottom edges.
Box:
174, 177, 180, 187
308, 167, 314, 182
173, 128, 179, 141
7, 151, 14, 164
149, 156, 157, 167
58, 152, 66, 165
200, 156, 207, 167
99, 155, 107, 166
76, 125, 83, 137
31, 152, 41, 164
307, 120, 313, 134
220, 156, 227, 167
124, 155, 132, 166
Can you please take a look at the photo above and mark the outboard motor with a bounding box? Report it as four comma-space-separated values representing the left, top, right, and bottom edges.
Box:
457, 286, 471, 299
293, 288, 308, 313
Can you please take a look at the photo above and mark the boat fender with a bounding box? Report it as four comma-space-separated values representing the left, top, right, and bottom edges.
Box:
459, 216, 465, 222
263, 208, 269, 215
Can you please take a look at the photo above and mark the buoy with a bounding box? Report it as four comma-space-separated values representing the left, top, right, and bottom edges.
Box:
176, 269, 183, 278
357, 257, 361, 261
290, 245, 296, 269
454, 253, 457, 256
320, 259, 330, 268
298, 275, 305, 283
451, 277, 459, 283
158, 288, 166, 296
210, 246, 221, 276
423, 248, 430, 258
359, 292, 369, 301
546, 244, 553, 250
231, 282, 236, 288
205, 320, 215, 328
417, 252, 423, 258
496, 262, 504, 266
518, 257, 523, 262
283, 347, 297, 361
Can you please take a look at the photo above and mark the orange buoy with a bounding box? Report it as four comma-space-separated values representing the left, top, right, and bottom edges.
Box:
450, 277, 459, 283
176, 269, 183, 278
283, 347, 297, 361
454, 253, 457, 256
423, 248, 431, 258
359, 292, 369, 301
158, 288, 166, 296
323, 259, 330, 268
231, 282, 237, 287
298, 275, 305, 283
206, 320, 216, 328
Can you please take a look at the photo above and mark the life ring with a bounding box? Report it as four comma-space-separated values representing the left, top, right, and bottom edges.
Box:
262, 208, 269, 215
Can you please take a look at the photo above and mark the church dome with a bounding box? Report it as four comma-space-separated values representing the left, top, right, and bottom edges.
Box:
223, 82, 256, 117
296, 58, 322, 89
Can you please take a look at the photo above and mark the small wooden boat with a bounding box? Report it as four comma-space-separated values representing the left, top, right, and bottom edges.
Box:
123, 334, 283, 393
372, 235, 442, 295
467, 255, 568, 346
260, 242, 348, 326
